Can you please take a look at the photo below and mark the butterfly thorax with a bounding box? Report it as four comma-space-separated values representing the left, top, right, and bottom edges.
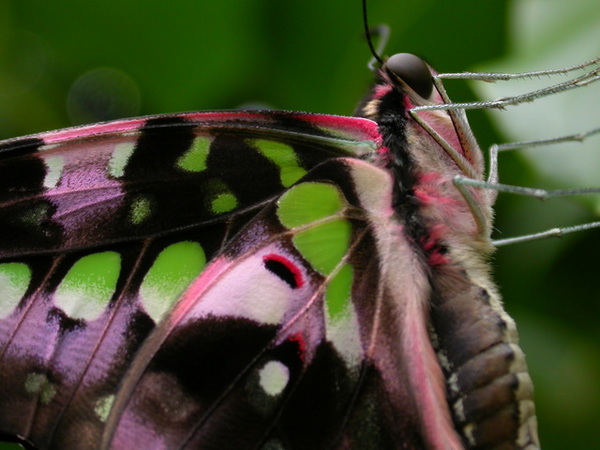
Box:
358, 56, 494, 265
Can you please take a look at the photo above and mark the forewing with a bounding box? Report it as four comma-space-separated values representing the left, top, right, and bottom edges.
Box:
0, 111, 379, 258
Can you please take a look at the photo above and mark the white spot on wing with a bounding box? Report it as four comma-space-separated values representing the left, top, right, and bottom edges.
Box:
43, 155, 65, 188
185, 251, 295, 325
326, 303, 363, 369
108, 142, 136, 177
259, 360, 290, 396
56, 289, 105, 321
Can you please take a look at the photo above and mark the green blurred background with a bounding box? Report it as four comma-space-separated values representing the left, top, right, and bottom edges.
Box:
0, 0, 599, 448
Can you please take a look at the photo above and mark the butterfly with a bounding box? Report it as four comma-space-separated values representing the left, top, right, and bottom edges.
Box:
0, 37, 546, 449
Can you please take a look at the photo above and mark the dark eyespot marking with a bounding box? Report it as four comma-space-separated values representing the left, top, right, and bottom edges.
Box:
263, 253, 304, 289
385, 53, 433, 100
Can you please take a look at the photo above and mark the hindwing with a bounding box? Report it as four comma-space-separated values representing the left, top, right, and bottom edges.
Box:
102, 158, 461, 449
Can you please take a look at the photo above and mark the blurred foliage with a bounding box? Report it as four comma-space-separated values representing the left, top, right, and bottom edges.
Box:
0, 0, 598, 448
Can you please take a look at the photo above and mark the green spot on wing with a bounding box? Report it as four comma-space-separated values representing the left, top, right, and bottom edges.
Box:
0, 263, 31, 319
130, 196, 152, 224
140, 241, 206, 323
203, 178, 239, 215
108, 142, 136, 177
25, 373, 44, 394
55, 251, 121, 321
94, 394, 115, 422
177, 136, 211, 172
325, 263, 354, 319
251, 139, 307, 187
24, 373, 56, 405
293, 219, 351, 275
211, 192, 238, 214
277, 182, 346, 228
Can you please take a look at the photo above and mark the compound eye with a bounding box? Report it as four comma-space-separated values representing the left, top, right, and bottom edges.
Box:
385, 53, 433, 99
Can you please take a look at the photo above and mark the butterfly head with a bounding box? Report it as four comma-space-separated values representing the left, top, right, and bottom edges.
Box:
357, 53, 436, 118
384, 53, 434, 101
359, 51, 484, 176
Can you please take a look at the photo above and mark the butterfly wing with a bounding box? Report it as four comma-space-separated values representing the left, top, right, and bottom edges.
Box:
0, 112, 381, 449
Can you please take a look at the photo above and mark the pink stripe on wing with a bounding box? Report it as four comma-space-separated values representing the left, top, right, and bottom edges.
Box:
42, 119, 148, 144
168, 256, 231, 324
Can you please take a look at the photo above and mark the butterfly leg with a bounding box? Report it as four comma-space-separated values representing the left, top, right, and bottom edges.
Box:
453, 174, 600, 243
454, 127, 600, 245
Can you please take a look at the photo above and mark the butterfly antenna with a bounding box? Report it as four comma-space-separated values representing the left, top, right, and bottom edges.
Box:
362, 0, 386, 71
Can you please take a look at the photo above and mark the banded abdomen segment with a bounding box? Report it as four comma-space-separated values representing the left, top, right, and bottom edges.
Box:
429, 262, 539, 449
